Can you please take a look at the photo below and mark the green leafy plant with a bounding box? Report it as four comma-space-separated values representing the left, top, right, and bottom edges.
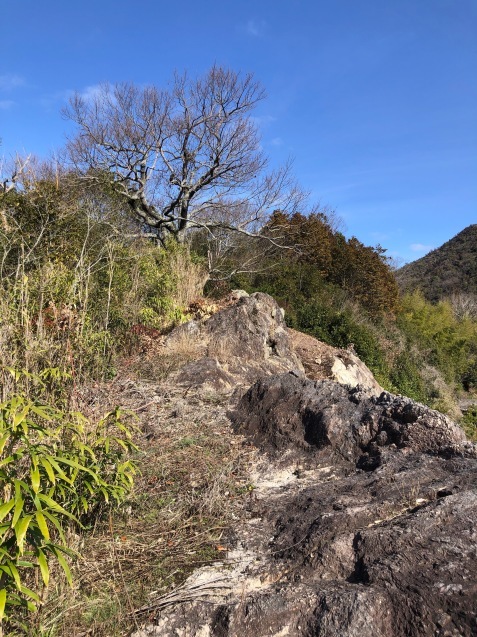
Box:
0, 375, 138, 628
461, 406, 477, 441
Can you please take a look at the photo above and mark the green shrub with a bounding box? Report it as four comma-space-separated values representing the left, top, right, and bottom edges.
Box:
462, 360, 477, 391
389, 351, 428, 403
397, 291, 477, 389
0, 372, 138, 629
295, 301, 391, 386
1, 177, 208, 387
461, 407, 477, 441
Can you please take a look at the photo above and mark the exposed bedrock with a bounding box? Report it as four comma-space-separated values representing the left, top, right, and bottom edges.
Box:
133, 300, 477, 637
230, 373, 471, 464
169, 292, 304, 390
167, 292, 381, 394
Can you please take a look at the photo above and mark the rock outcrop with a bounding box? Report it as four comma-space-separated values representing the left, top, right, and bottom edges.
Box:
288, 328, 383, 395
166, 292, 304, 390
133, 295, 477, 637
231, 374, 469, 464
166, 292, 381, 394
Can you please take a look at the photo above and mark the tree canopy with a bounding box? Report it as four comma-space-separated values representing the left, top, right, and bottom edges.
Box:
63, 66, 304, 247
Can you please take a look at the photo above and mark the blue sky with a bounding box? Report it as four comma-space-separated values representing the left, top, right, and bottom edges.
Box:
1, 0, 476, 264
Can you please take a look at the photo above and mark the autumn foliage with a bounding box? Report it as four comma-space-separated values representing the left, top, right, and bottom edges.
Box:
258, 210, 399, 319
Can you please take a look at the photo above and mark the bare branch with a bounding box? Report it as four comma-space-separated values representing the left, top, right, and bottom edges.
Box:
63, 66, 307, 261
0, 154, 31, 194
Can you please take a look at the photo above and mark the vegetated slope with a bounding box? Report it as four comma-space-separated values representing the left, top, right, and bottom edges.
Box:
225, 213, 477, 412
396, 224, 477, 302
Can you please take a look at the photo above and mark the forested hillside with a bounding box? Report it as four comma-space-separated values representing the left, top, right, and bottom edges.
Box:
397, 224, 477, 302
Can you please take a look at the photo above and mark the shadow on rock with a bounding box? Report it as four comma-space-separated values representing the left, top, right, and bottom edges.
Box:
133, 328, 477, 637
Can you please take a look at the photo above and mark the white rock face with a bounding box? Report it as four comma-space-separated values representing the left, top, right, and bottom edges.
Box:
330, 351, 383, 394
288, 328, 383, 395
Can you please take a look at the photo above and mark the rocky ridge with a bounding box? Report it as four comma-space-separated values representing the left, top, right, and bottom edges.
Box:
132, 292, 477, 637
165, 291, 304, 391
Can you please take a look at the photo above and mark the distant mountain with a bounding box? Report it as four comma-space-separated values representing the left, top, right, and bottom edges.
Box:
396, 224, 477, 302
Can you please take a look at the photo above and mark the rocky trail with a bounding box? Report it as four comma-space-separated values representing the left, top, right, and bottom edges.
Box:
128, 293, 477, 637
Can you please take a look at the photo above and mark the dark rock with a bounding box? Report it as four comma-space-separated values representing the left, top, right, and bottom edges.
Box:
134, 336, 477, 637
230, 374, 468, 464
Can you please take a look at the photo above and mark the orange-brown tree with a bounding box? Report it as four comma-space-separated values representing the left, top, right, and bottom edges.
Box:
258, 211, 399, 318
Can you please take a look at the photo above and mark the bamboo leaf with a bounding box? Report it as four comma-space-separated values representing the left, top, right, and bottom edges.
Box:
13, 404, 30, 428
42, 511, 66, 544
16, 560, 34, 568
30, 466, 41, 493
0, 455, 14, 468
45, 455, 72, 483
0, 523, 10, 542
37, 549, 49, 586
0, 499, 15, 523
40, 457, 56, 484
6, 560, 21, 590
16, 479, 34, 500
39, 496, 79, 526
84, 481, 95, 495
14, 515, 32, 552
54, 455, 98, 478
4, 366, 21, 380
100, 487, 110, 503
0, 432, 10, 455
37, 493, 71, 515
52, 548, 72, 585
81, 443, 96, 460
30, 404, 56, 420
0, 588, 6, 621
12, 495, 25, 528
19, 584, 41, 603
35, 511, 50, 540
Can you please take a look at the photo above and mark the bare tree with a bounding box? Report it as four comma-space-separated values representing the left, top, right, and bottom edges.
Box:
63, 67, 305, 249
0, 153, 32, 246
0, 153, 31, 194
449, 292, 477, 320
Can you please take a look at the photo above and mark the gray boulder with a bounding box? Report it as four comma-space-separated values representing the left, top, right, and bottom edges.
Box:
169, 293, 304, 390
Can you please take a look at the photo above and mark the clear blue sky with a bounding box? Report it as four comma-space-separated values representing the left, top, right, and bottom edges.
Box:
1, 0, 476, 264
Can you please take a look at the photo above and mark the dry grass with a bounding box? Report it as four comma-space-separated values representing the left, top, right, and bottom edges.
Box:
30, 378, 256, 637
163, 327, 203, 359
421, 364, 462, 420
127, 326, 204, 383
168, 250, 208, 309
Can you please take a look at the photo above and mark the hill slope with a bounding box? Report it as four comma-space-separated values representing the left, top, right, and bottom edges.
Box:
397, 224, 477, 301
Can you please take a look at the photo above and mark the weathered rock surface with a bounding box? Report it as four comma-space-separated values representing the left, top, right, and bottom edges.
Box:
133, 299, 477, 637
288, 328, 383, 395
166, 292, 381, 395
231, 374, 470, 464
166, 292, 304, 390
